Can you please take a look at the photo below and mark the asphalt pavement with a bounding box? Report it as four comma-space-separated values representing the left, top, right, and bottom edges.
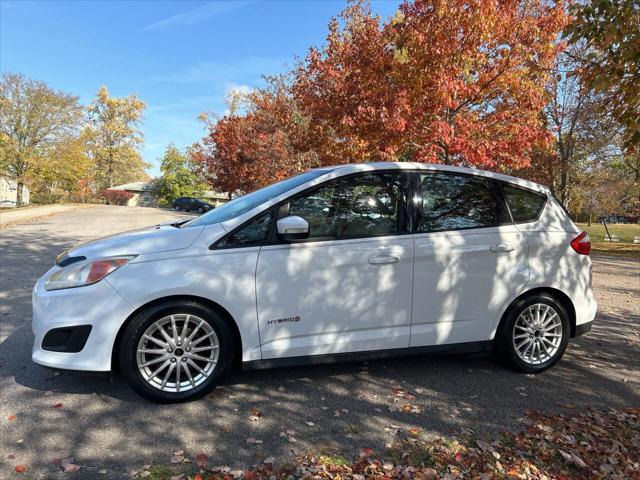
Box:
0, 206, 638, 479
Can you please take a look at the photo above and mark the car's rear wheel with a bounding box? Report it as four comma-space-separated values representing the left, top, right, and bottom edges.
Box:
496, 293, 570, 373
174, 205, 181, 211
198, 207, 204, 213
119, 300, 234, 403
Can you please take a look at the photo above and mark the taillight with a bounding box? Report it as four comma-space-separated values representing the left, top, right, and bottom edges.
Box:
570, 231, 591, 255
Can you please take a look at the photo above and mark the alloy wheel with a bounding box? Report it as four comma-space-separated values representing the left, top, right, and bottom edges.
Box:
136, 314, 219, 393
512, 303, 563, 365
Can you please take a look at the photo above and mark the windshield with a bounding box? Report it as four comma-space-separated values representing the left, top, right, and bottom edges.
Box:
182, 169, 332, 228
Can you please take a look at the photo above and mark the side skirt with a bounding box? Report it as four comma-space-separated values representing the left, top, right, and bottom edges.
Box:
242, 340, 494, 371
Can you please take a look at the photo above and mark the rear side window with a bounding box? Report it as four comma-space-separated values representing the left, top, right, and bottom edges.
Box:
417, 173, 499, 232
502, 185, 546, 223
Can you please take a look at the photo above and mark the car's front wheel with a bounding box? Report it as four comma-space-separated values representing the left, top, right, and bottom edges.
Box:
119, 300, 234, 403
174, 205, 181, 211
496, 293, 570, 373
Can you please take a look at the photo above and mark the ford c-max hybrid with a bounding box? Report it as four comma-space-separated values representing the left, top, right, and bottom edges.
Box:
32, 163, 596, 402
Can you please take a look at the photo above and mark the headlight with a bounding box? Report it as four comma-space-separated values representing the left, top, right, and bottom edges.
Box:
45, 256, 136, 291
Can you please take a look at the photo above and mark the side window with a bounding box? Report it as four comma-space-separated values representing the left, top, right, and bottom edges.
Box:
287, 172, 408, 239
215, 210, 273, 248
417, 173, 499, 232
502, 185, 546, 223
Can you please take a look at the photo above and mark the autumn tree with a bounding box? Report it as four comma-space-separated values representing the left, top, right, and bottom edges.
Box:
195, 0, 569, 193
85, 86, 149, 188
28, 134, 94, 203
153, 144, 207, 205
0, 73, 82, 205
293, 0, 568, 169
565, 0, 639, 153
194, 81, 319, 194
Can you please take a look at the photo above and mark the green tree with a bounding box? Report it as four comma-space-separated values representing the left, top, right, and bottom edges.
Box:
0, 72, 82, 205
85, 85, 149, 188
565, 0, 640, 152
153, 144, 206, 206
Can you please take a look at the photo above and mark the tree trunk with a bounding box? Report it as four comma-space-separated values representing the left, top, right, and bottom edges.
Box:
16, 181, 24, 207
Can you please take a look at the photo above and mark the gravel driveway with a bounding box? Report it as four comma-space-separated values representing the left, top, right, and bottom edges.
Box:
1, 206, 638, 479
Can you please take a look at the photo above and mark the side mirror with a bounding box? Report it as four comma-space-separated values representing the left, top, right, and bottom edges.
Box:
277, 216, 309, 241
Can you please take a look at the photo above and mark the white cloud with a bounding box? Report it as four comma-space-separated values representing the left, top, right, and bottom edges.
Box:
140, 1, 253, 32
152, 56, 285, 85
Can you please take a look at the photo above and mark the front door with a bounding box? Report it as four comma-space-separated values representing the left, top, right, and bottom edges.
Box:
410, 172, 529, 347
256, 171, 414, 359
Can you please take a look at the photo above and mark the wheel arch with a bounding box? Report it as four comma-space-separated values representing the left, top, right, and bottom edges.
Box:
494, 287, 577, 341
111, 294, 243, 373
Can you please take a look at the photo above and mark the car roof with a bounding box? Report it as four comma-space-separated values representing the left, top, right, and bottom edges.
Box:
316, 162, 549, 194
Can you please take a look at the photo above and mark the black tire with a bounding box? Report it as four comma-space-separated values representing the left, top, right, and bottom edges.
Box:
118, 300, 234, 403
174, 205, 181, 211
495, 293, 570, 373
198, 207, 204, 213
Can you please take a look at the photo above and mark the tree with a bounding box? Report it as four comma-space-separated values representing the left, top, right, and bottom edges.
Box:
564, 0, 640, 152
85, 86, 149, 188
0, 73, 82, 205
292, 0, 568, 169
153, 144, 207, 205
193, 81, 319, 194
28, 134, 94, 203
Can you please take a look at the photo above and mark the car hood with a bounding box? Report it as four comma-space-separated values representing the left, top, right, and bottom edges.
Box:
62, 224, 205, 261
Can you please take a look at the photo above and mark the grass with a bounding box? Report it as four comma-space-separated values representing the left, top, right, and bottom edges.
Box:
574, 223, 640, 259
577, 222, 640, 243
591, 242, 640, 259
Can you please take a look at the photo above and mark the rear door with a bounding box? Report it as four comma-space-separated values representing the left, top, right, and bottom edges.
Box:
410, 172, 529, 347
255, 171, 415, 359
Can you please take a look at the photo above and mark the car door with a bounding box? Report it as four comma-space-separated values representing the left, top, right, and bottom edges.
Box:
255, 171, 414, 359
410, 172, 529, 347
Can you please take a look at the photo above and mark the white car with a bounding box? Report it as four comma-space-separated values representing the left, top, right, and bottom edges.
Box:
32, 163, 596, 402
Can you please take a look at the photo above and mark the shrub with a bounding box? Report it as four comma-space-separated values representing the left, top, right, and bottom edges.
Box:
100, 189, 134, 205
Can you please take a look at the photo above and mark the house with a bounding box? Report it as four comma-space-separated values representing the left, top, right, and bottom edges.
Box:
110, 181, 157, 207
110, 180, 228, 208
202, 190, 229, 207
0, 177, 30, 207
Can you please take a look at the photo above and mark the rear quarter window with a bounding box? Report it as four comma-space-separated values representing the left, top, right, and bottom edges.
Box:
502, 184, 547, 223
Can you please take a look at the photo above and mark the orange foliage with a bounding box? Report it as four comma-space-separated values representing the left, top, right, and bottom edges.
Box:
195, 0, 568, 193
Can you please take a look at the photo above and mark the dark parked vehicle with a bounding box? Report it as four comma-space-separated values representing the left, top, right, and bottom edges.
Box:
172, 197, 214, 213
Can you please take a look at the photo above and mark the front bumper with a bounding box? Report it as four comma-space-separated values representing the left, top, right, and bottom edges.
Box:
32, 269, 133, 372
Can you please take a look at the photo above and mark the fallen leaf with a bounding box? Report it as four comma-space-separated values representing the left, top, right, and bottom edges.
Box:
195, 453, 208, 468
8, 415, 16, 421
15, 465, 27, 473
53, 403, 63, 409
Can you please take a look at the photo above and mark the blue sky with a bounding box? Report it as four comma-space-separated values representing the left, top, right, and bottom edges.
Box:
1, 0, 401, 176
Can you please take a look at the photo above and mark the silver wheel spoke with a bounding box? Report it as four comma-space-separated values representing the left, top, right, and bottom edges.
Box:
192, 345, 218, 353
191, 331, 215, 346
136, 314, 219, 393
140, 355, 170, 369
185, 352, 214, 364
161, 363, 175, 389
138, 348, 167, 355
143, 334, 167, 348
184, 362, 196, 388
180, 315, 191, 342
185, 320, 205, 344
149, 358, 171, 379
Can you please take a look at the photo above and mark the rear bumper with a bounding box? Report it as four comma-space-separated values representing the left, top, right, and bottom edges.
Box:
573, 320, 592, 337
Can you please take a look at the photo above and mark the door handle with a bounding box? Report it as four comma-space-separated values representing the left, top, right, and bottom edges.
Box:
368, 254, 401, 265
490, 242, 514, 253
